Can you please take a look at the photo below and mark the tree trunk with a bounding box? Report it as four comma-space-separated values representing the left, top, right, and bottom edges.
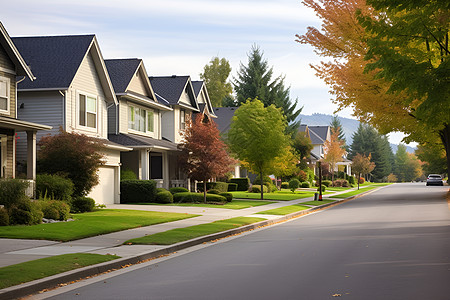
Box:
203, 180, 207, 203
358, 172, 360, 190
438, 125, 449, 179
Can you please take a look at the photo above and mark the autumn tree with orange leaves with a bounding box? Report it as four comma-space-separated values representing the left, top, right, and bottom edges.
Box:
351, 153, 376, 190
178, 114, 235, 203
323, 128, 346, 182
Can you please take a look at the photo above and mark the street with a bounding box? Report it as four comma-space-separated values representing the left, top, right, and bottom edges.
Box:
36, 183, 450, 300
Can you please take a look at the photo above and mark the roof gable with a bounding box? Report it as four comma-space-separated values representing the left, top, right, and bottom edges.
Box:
213, 106, 238, 133
149, 75, 199, 110
192, 80, 216, 117
308, 126, 330, 145
105, 58, 141, 94
0, 22, 34, 79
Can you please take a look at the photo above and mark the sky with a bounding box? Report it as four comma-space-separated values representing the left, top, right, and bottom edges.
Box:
2, 0, 412, 145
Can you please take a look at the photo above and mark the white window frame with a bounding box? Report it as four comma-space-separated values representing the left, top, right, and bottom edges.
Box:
0, 76, 10, 115
180, 109, 186, 130
77, 91, 98, 131
128, 104, 155, 135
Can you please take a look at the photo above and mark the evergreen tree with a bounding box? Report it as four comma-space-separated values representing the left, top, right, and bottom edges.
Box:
330, 115, 346, 145
233, 45, 302, 136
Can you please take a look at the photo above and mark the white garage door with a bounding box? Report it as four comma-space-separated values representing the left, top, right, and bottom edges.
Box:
88, 167, 116, 205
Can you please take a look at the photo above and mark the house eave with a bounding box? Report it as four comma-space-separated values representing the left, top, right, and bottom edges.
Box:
117, 92, 172, 111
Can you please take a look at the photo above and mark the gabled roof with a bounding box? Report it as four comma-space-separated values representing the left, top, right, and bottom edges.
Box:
308, 126, 330, 145
105, 58, 142, 94
149, 75, 199, 110
12, 34, 117, 104
108, 133, 178, 151
191, 80, 216, 118
0, 22, 34, 79
213, 107, 238, 133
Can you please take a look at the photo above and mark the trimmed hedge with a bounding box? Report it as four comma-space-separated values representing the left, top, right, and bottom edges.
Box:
301, 181, 311, 188
199, 182, 229, 193
36, 174, 74, 201
71, 196, 95, 213
9, 198, 42, 225
281, 182, 289, 189
207, 189, 221, 194
251, 185, 268, 193
219, 192, 233, 202
227, 183, 238, 192
120, 180, 157, 203
322, 180, 332, 187
317, 184, 326, 192
289, 178, 300, 192
173, 192, 227, 203
120, 168, 137, 180
39, 200, 70, 221
169, 187, 189, 194
155, 191, 174, 204
348, 176, 356, 185
229, 178, 250, 191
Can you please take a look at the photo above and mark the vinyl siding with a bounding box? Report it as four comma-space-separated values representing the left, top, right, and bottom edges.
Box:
107, 104, 117, 134
127, 72, 148, 96
161, 109, 175, 142
0, 71, 15, 118
119, 99, 128, 133
197, 90, 206, 104
179, 89, 191, 105
0, 44, 14, 71
69, 49, 107, 138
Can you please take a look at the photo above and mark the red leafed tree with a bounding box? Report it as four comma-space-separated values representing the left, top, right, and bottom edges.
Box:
178, 114, 235, 203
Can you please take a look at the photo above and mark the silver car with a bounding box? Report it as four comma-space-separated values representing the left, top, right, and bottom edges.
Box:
426, 174, 444, 186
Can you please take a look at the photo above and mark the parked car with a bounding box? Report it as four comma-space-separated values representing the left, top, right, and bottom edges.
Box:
426, 174, 444, 186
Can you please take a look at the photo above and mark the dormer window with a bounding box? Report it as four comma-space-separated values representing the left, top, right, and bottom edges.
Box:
79, 93, 97, 129
0, 76, 10, 113
128, 105, 154, 133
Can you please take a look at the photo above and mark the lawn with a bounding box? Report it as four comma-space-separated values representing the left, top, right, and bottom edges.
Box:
129, 200, 275, 209
256, 204, 311, 215
231, 191, 316, 201
0, 209, 198, 242
125, 216, 265, 245
329, 186, 380, 198
301, 200, 336, 206
0, 253, 119, 289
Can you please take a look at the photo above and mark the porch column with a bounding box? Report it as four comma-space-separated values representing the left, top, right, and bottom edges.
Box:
141, 149, 149, 180
162, 152, 169, 189
234, 165, 240, 178
26, 131, 36, 180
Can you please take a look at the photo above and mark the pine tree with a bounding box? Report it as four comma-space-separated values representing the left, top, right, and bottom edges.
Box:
330, 115, 346, 145
233, 45, 302, 136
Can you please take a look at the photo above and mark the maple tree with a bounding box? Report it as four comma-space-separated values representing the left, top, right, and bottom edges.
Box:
351, 153, 375, 189
227, 99, 290, 200
323, 128, 346, 182
178, 114, 235, 203
200, 57, 233, 107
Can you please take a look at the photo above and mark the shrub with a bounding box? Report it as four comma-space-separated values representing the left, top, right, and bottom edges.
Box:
332, 179, 349, 187
322, 180, 332, 187
0, 179, 29, 208
39, 200, 70, 221
8, 198, 41, 225
155, 191, 173, 204
169, 187, 189, 195
251, 185, 268, 193
219, 192, 233, 202
207, 182, 229, 193
207, 189, 221, 194
269, 184, 278, 192
71, 196, 95, 213
253, 175, 272, 188
359, 177, 365, 184
348, 176, 356, 185
317, 185, 326, 192
281, 182, 289, 189
120, 168, 137, 180
297, 170, 307, 182
0, 207, 9, 226
36, 173, 74, 201
301, 181, 311, 188
305, 168, 315, 184
173, 192, 227, 203
120, 180, 157, 203
229, 178, 250, 191
288, 178, 300, 192
227, 183, 238, 192
156, 188, 168, 193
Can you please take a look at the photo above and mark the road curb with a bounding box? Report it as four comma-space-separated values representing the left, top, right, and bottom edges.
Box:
0, 186, 385, 300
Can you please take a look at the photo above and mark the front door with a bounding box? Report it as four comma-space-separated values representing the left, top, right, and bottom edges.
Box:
150, 154, 163, 179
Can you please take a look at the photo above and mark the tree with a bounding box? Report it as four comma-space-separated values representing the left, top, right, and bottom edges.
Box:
37, 130, 104, 197
323, 128, 346, 182
227, 99, 290, 200
393, 144, 422, 182
233, 45, 303, 135
270, 145, 299, 181
200, 57, 233, 107
416, 142, 447, 175
178, 114, 235, 203
297, 0, 450, 177
292, 131, 313, 169
330, 115, 346, 146
351, 153, 375, 189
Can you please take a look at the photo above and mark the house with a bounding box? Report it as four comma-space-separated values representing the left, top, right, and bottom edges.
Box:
12, 34, 131, 204
105, 58, 179, 189
192, 81, 216, 120
0, 22, 51, 195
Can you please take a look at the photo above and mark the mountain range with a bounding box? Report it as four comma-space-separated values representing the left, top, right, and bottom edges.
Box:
297, 113, 416, 153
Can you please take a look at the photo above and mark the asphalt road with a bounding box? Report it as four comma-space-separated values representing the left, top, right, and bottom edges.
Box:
37, 183, 450, 300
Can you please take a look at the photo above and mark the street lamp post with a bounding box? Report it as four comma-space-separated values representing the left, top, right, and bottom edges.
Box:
318, 161, 323, 201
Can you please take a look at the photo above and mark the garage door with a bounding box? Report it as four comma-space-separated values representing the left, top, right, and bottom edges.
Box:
88, 167, 116, 205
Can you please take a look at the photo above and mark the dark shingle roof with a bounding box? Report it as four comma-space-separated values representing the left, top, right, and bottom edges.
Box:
108, 133, 178, 151
299, 124, 308, 132
213, 107, 238, 133
12, 35, 95, 90
191, 81, 203, 97
149, 76, 190, 105
309, 126, 329, 145
104, 59, 141, 93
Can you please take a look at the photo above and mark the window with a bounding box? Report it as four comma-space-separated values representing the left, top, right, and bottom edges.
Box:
128, 105, 154, 133
180, 109, 185, 130
79, 93, 97, 128
0, 77, 10, 113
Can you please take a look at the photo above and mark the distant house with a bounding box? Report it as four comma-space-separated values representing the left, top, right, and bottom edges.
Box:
12, 34, 130, 204
0, 22, 51, 195
105, 58, 178, 189
192, 81, 216, 120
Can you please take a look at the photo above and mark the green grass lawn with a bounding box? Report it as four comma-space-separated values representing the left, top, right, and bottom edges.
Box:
0, 253, 119, 289
329, 186, 379, 198
231, 191, 316, 201
125, 216, 265, 245
256, 204, 311, 215
326, 186, 353, 191
129, 200, 275, 209
300, 200, 336, 206
0, 209, 198, 242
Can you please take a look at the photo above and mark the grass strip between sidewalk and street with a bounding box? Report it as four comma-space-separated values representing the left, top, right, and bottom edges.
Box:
328, 187, 380, 198
124, 216, 266, 245
230, 191, 316, 201
256, 205, 311, 215
301, 200, 336, 206
0, 209, 198, 242
0, 253, 120, 289
129, 200, 275, 209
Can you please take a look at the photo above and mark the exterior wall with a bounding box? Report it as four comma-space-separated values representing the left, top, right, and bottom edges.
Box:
197, 90, 206, 104
179, 89, 191, 105
107, 104, 117, 134
311, 144, 323, 159
67, 49, 108, 139
161, 109, 175, 142
127, 72, 148, 96
16, 91, 63, 162
0, 43, 16, 118
0, 130, 14, 178
0, 44, 14, 71
119, 99, 158, 139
